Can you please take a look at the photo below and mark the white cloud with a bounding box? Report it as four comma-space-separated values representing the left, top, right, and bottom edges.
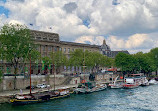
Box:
75, 35, 104, 45
107, 33, 156, 53
1, 0, 158, 53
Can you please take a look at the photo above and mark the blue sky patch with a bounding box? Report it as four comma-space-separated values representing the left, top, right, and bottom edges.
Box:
0, 6, 9, 17
83, 19, 90, 28
0, 0, 6, 3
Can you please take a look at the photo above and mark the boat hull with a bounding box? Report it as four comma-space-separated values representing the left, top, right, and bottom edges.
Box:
10, 93, 70, 105
75, 85, 107, 94
10, 99, 42, 105
123, 84, 139, 88
110, 85, 123, 89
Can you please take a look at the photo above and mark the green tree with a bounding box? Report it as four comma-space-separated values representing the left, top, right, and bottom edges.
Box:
148, 48, 158, 75
69, 49, 84, 67
0, 23, 35, 89
69, 49, 111, 73
133, 52, 156, 76
115, 52, 138, 74
42, 56, 51, 74
50, 51, 67, 74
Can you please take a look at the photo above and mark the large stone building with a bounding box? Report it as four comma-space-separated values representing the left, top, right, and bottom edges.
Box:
31, 30, 129, 59
0, 30, 129, 75
31, 30, 100, 59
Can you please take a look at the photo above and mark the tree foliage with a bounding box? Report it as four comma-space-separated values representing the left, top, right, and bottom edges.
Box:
50, 51, 68, 73
149, 48, 158, 70
115, 52, 138, 73
115, 51, 156, 75
69, 49, 84, 67
0, 23, 37, 89
133, 52, 156, 74
69, 49, 112, 72
42, 56, 51, 66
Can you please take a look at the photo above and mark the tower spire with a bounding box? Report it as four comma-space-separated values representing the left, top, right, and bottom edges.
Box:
103, 39, 106, 45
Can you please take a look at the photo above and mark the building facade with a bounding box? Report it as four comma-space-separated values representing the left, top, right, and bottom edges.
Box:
31, 30, 100, 59
0, 30, 129, 75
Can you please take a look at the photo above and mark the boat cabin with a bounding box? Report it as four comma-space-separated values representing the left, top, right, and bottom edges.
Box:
124, 74, 147, 85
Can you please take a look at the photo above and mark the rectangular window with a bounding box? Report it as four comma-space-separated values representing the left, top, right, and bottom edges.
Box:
36, 46, 40, 51
43, 37, 47, 40
54, 47, 57, 52
68, 55, 70, 59
72, 49, 74, 52
48, 46, 52, 51
59, 48, 62, 51
42, 46, 46, 51
64, 48, 66, 53
36, 37, 41, 40
68, 48, 70, 53
42, 53, 45, 57
0, 66, 3, 71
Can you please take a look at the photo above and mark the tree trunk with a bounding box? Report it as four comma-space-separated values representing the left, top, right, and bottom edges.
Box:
14, 67, 17, 89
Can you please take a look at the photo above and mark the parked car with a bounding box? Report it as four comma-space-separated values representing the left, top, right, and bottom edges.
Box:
36, 84, 50, 88
26, 85, 36, 89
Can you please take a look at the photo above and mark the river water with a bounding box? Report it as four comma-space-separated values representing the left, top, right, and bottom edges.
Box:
1, 85, 158, 111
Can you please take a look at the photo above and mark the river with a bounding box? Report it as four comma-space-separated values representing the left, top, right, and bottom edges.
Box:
1, 85, 158, 111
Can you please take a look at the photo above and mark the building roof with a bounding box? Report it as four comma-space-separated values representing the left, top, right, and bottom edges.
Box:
60, 41, 100, 48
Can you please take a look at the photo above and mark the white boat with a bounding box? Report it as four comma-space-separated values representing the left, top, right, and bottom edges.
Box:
149, 79, 158, 85
123, 74, 144, 88
74, 82, 107, 94
123, 74, 148, 88
108, 76, 123, 88
141, 78, 149, 86
95, 83, 107, 91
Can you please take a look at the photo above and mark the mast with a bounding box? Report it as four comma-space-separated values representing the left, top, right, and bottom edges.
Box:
53, 64, 55, 91
83, 47, 85, 73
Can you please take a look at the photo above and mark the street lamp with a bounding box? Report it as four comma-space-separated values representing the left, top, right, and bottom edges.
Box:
29, 45, 32, 95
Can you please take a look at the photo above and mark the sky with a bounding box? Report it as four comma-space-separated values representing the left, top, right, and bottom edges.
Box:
0, 0, 158, 54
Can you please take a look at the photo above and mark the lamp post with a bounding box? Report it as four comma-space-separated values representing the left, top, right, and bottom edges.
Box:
29, 46, 32, 95
53, 64, 55, 91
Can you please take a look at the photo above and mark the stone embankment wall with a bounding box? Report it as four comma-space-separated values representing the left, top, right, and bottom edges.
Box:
0, 75, 80, 92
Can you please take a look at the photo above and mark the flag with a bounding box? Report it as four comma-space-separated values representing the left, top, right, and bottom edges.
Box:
49, 26, 52, 29
68, 66, 70, 71
48, 64, 51, 70
30, 23, 33, 26
42, 61, 44, 70
25, 67, 28, 73
72, 66, 74, 72
112, 0, 120, 5
76, 66, 78, 72
79, 67, 81, 73
64, 66, 66, 71
7, 67, 10, 74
